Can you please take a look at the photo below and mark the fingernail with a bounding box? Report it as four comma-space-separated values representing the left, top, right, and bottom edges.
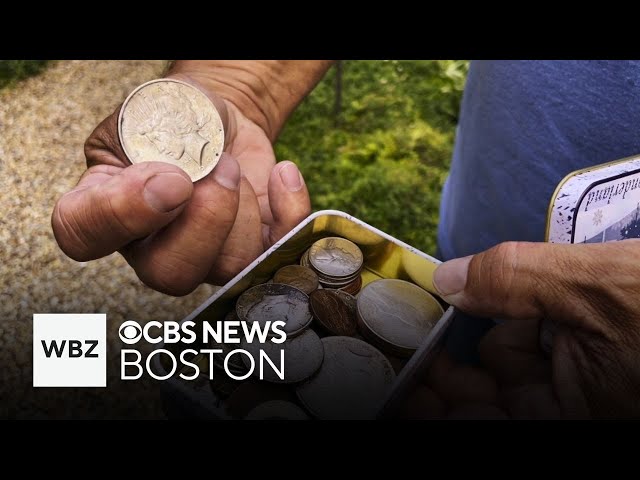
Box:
144, 172, 193, 213
213, 153, 241, 191
433, 255, 473, 296
279, 162, 303, 192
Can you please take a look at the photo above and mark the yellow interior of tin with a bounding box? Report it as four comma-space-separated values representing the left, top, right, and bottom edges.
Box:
195, 213, 447, 327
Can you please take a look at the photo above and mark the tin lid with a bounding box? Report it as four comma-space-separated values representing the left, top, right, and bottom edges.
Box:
545, 153, 640, 243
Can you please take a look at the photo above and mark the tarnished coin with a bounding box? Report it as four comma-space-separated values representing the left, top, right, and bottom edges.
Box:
273, 265, 319, 295
309, 290, 357, 336
241, 328, 323, 384
236, 283, 312, 337
299, 249, 310, 267
245, 401, 310, 420
296, 337, 395, 420
340, 275, 362, 295
309, 237, 363, 278
333, 290, 357, 315
357, 279, 444, 357
118, 78, 224, 182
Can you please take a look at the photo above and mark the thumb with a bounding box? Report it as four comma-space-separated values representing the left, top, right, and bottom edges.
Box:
52, 162, 193, 262
265, 161, 311, 246
432, 242, 555, 319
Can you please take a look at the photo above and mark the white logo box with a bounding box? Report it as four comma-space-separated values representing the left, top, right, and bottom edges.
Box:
155, 210, 456, 419
33, 313, 106, 387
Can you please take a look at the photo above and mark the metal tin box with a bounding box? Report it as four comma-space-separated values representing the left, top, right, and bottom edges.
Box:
156, 210, 455, 419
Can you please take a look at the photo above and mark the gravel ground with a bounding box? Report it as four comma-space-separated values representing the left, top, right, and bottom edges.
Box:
0, 60, 218, 419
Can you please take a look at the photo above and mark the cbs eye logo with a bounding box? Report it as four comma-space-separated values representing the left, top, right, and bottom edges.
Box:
119, 321, 142, 345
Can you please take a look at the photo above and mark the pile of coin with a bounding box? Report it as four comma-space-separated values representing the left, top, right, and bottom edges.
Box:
196, 235, 444, 420
301, 237, 363, 294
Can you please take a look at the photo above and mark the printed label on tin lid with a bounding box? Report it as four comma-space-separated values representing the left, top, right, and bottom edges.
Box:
546, 155, 640, 244
574, 170, 640, 243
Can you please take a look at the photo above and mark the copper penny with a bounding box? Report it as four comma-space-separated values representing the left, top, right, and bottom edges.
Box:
340, 275, 362, 295
309, 289, 357, 336
333, 290, 357, 316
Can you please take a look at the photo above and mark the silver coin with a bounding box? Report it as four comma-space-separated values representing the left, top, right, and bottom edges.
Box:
296, 336, 395, 420
210, 339, 248, 375
245, 400, 310, 420
309, 237, 363, 279
300, 249, 310, 267
240, 328, 323, 384
236, 283, 312, 337
118, 79, 224, 182
357, 279, 444, 357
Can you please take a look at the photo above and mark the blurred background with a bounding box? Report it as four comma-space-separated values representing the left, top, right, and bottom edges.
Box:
0, 60, 468, 418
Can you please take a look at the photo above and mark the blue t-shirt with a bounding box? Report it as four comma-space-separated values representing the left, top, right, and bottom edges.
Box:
438, 60, 640, 261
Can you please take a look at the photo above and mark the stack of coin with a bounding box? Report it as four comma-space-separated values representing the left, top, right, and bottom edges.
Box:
301, 237, 364, 293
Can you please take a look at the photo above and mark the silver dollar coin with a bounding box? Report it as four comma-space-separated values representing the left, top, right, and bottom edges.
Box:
241, 328, 323, 384
357, 279, 444, 357
236, 283, 312, 337
308, 237, 363, 278
118, 78, 224, 182
296, 336, 395, 420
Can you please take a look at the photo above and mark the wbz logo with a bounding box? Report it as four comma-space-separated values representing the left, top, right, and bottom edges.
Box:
33, 314, 106, 387
41, 339, 99, 358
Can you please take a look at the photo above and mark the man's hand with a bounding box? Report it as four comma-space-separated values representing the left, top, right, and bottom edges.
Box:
427, 240, 640, 418
52, 61, 332, 296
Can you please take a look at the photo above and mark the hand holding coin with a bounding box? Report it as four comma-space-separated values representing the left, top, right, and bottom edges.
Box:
52, 64, 311, 295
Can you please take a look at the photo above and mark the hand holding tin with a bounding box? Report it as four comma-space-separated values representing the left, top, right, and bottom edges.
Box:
431, 240, 640, 418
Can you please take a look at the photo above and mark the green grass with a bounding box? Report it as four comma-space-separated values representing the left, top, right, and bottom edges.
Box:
275, 60, 469, 256
0, 60, 49, 89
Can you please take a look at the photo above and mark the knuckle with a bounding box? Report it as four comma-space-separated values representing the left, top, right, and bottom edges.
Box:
479, 241, 522, 298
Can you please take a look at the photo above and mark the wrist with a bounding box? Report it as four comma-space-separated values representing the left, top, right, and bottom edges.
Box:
166, 60, 333, 142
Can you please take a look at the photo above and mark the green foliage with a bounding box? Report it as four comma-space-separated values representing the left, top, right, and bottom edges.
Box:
0, 60, 49, 89
275, 60, 469, 256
